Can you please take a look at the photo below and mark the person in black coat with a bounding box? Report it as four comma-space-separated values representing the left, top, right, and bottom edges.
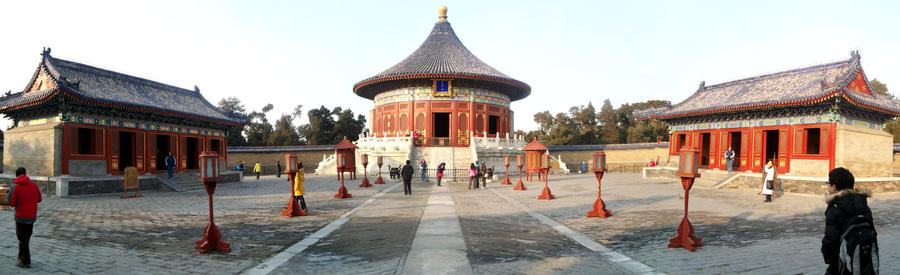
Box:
821, 167, 875, 275
401, 160, 414, 195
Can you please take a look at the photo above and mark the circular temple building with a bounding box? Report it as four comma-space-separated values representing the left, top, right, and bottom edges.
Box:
353, 6, 530, 147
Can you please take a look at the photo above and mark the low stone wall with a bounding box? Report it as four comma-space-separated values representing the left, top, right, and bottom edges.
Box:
550, 143, 670, 173
227, 146, 333, 175
67, 177, 164, 196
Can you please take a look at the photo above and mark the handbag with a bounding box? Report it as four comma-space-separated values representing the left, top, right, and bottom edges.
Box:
766, 180, 774, 190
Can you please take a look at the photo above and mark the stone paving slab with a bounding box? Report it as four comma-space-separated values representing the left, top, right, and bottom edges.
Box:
403, 186, 472, 275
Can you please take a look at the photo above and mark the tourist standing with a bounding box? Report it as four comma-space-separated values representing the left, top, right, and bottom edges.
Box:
436, 162, 446, 187
254, 161, 262, 180
474, 161, 481, 188
420, 159, 429, 182
468, 163, 478, 189
294, 162, 307, 212
165, 152, 176, 178
237, 161, 244, 181
724, 146, 735, 173
480, 161, 487, 188
821, 167, 878, 274
759, 160, 776, 202
276, 161, 282, 178
401, 160, 414, 195
581, 160, 587, 173
8, 167, 41, 268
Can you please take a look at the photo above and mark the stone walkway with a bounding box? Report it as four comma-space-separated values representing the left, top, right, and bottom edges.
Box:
1, 173, 898, 274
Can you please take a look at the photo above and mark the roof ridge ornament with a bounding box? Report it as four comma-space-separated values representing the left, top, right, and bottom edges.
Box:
194, 85, 200, 93
698, 81, 706, 91
438, 5, 448, 22
42, 47, 51, 56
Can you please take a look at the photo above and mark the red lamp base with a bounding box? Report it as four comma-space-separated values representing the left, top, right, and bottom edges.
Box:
537, 186, 555, 200
195, 222, 231, 253
501, 176, 512, 185
513, 180, 527, 190
374, 176, 385, 184
282, 198, 307, 217
587, 196, 612, 218
334, 185, 353, 199
360, 177, 372, 187
668, 216, 702, 252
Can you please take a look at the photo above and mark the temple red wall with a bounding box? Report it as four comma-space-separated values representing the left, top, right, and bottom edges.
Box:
61, 122, 227, 175
372, 100, 510, 147
669, 123, 836, 175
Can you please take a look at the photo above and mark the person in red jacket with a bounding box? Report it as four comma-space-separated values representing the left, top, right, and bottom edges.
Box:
8, 167, 42, 268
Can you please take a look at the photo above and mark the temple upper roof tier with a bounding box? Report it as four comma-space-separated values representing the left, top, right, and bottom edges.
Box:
635, 51, 900, 120
0, 48, 248, 125
353, 6, 530, 101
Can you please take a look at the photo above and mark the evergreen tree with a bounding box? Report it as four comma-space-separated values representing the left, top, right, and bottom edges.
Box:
597, 99, 619, 144
217, 97, 248, 146
244, 103, 274, 146
269, 114, 301, 146
300, 106, 337, 145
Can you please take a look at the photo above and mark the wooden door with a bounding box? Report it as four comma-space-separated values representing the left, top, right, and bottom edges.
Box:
719, 132, 729, 168
752, 130, 763, 172
109, 128, 120, 173
149, 134, 157, 171
778, 129, 788, 173
740, 131, 749, 171
135, 133, 144, 171
707, 133, 717, 169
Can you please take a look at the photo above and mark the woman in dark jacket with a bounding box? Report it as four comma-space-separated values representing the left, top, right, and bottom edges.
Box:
821, 167, 875, 275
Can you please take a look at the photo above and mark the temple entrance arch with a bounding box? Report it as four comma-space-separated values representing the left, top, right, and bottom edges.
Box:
764, 130, 779, 165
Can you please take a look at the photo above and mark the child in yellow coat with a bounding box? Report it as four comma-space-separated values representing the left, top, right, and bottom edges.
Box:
293, 162, 307, 212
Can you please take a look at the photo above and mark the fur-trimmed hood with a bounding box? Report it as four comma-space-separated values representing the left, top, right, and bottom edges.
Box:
824, 188, 872, 204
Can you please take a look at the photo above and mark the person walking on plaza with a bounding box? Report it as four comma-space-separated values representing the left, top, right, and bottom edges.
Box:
401, 160, 414, 195
724, 146, 735, 173
8, 167, 42, 268
165, 152, 176, 178
582, 160, 587, 173
420, 159, 428, 182
759, 160, 777, 202
276, 161, 282, 178
821, 167, 878, 274
254, 161, 262, 180
474, 161, 481, 188
436, 162, 446, 187
294, 162, 308, 212
468, 163, 478, 190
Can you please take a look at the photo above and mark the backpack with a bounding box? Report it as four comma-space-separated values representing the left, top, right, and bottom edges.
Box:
839, 214, 879, 274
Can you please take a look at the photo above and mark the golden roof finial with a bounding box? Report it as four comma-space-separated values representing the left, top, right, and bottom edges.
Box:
438, 5, 448, 22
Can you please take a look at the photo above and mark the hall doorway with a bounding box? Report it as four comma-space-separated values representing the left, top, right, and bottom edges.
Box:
186, 137, 199, 169
700, 133, 711, 167
119, 131, 135, 171
764, 130, 779, 164
729, 131, 742, 170
156, 134, 172, 172
432, 112, 450, 146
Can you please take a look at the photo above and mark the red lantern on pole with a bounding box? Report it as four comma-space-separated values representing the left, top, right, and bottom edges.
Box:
668, 146, 703, 252
334, 154, 353, 198
374, 156, 385, 184
195, 151, 231, 253
514, 155, 526, 190
501, 156, 512, 185
537, 154, 555, 200
522, 138, 548, 182
587, 152, 611, 218
281, 153, 305, 217
360, 153, 372, 187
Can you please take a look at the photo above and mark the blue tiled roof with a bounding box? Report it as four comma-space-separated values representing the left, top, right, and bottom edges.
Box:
636, 52, 900, 119
353, 18, 530, 101
0, 49, 248, 125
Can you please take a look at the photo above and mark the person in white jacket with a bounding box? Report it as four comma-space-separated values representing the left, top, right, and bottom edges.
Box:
759, 160, 777, 202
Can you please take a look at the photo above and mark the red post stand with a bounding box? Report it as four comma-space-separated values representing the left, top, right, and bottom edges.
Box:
537, 154, 555, 200
513, 155, 527, 190
195, 152, 230, 253
335, 172, 353, 199
587, 171, 612, 218
374, 156, 385, 184
282, 172, 306, 217
668, 146, 702, 252
359, 154, 372, 188
668, 177, 702, 251
501, 156, 512, 185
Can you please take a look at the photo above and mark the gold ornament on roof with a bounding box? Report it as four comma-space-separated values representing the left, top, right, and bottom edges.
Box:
438, 5, 448, 21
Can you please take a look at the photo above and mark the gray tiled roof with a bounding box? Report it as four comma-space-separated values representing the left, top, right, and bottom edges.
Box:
353, 20, 530, 101
0, 50, 248, 125
636, 52, 900, 119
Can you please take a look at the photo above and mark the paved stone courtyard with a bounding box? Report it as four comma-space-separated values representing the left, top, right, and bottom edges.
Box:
2, 172, 898, 274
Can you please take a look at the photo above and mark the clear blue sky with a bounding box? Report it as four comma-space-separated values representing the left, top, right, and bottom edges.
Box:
1, 0, 898, 132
